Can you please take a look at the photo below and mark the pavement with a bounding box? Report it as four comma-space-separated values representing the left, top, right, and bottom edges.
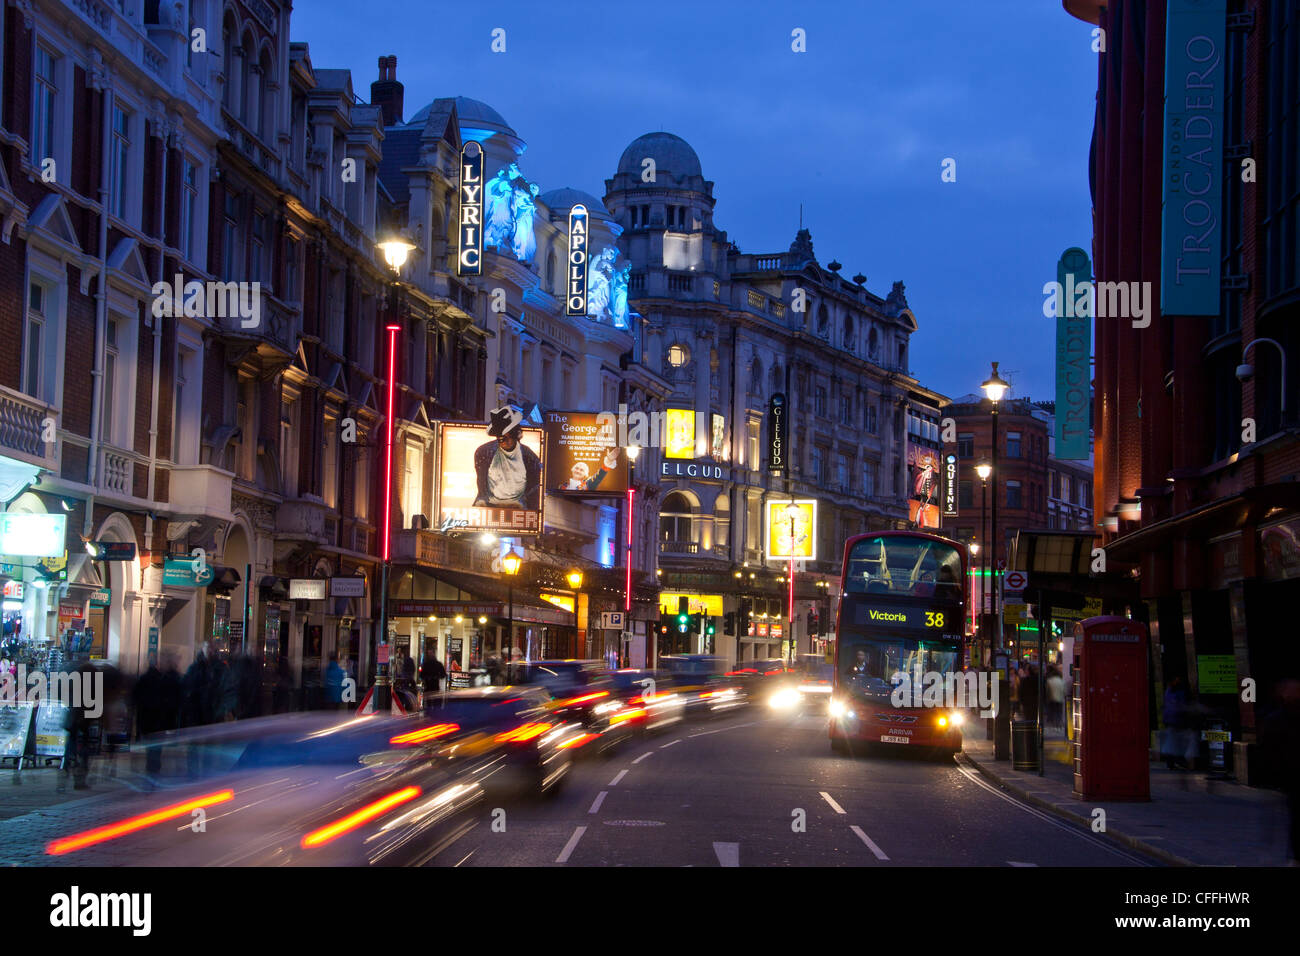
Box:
959, 724, 1291, 866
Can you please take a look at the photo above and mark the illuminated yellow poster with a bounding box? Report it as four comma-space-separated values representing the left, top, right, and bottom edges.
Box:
664, 409, 695, 459
766, 500, 816, 560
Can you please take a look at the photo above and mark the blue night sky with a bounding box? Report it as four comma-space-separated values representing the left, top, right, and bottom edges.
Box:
291, 0, 1098, 404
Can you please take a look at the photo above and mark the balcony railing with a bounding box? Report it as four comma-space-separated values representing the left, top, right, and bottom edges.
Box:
0, 387, 57, 469
98, 446, 137, 497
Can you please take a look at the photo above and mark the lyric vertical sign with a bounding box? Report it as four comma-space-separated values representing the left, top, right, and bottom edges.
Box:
459, 142, 484, 276
567, 204, 589, 315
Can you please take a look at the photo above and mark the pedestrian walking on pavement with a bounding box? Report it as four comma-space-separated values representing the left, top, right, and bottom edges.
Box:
325, 654, 345, 710
1019, 663, 1040, 724
420, 651, 447, 694
1162, 675, 1194, 770
1046, 666, 1064, 731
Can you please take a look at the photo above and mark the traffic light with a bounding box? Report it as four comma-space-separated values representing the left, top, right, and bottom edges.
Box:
807, 607, 819, 633
706, 617, 716, 636
677, 596, 690, 632
724, 611, 736, 635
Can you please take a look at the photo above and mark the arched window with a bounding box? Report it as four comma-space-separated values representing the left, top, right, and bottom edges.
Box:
817, 303, 829, 337
660, 492, 696, 549
712, 494, 730, 555
749, 357, 763, 395
843, 314, 855, 350
868, 325, 879, 358
241, 30, 257, 125
221, 13, 238, 112
258, 48, 274, 141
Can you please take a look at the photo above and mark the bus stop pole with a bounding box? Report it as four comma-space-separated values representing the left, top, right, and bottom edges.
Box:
1037, 594, 1048, 776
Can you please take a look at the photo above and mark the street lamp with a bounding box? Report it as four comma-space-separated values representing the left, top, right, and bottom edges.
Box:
975, 458, 992, 666
624, 444, 641, 667
1237, 338, 1289, 423
373, 231, 414, 714
981, 363, 1010, 760
502, 549, 522, 670
785, 501, 801, 667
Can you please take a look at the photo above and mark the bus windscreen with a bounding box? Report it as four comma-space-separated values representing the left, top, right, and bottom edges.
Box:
844, 535, 963, 602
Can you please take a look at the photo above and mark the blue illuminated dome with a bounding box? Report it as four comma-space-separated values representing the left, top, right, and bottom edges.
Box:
539, 187, 613, 221
406, 96, 517, 140
616, 132, 703, 182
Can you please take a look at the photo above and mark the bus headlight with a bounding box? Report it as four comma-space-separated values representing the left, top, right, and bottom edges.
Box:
769, 688, 801, 710
948, 711, 964, 726
829, 698, 849, 719
937, 715, 948, 727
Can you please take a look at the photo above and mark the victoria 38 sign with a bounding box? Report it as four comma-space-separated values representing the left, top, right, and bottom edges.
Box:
458, 142, 484, 276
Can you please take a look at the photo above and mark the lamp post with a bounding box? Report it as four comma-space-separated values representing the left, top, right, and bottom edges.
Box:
373, 233, 415, 712
502, 548, 522, 673
981, 362, 1010, 759
1237, 338, 1289, 424
785, 501, 801, 667
624, 444, 640, 668
566, 569, 583, 659
975, 459, 992, 666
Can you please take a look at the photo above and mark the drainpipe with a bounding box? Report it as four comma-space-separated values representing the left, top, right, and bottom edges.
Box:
84, 58, 114, 540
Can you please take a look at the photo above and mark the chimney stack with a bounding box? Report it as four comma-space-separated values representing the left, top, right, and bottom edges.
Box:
371, 55, 404, 127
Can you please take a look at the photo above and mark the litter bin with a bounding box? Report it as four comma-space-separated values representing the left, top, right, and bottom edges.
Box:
1012, 718, 1040, 771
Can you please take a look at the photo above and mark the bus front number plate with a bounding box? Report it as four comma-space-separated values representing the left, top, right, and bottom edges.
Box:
881, 735, 910, 745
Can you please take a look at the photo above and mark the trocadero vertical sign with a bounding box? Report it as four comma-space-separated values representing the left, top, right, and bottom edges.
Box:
567, 204, 589, 316
458, 141, 484, 276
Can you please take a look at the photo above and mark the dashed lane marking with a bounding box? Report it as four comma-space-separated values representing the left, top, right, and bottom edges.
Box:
589, 791, 608, 814
608, 769, 629, 787
714, 841, 740, 867
819, 791, 846, 815
850, 825, 890, 861
556, 826, 587, 863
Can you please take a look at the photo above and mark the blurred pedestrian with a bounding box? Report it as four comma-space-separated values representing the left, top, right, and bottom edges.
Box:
486, 655, 502, 686
273, 655, 294, 713
132, 652, 166, 773
181, 644, 212, 727
1019, 663, 1039, 723
1162, 675, 1193, 770
420, 651, 446, 694
325, 654, 345, 710
1261, 678, 1300, 864
1046, 666, 1064, 731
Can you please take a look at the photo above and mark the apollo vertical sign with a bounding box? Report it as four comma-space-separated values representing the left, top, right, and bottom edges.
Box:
458, 142, 484, 276
1160, 0, 1225, 315
1055, 247, 1092, 460
768, 393, 787, 476
567, 204, 589, 315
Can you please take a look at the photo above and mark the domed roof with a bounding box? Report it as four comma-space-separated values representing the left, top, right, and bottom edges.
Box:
539, 187, 611, 218
616, 132, 702, 181
406, 96, 516, 136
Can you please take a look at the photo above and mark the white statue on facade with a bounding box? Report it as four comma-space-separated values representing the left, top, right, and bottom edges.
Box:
484, 164, 519, 251
586, 247, 618, 321
610, 263, 631, 329
511, 182, 540, 263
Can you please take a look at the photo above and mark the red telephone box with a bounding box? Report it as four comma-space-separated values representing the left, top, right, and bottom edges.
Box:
1072, 616, 1149, 801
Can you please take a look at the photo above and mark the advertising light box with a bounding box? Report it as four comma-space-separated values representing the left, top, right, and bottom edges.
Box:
439, 422, 544, 534
765, 500, 817, 560
0, 514, 66, 557
544, 411, 627, 497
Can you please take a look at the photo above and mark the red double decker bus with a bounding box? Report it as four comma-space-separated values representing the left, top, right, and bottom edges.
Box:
829, 531, 968, 756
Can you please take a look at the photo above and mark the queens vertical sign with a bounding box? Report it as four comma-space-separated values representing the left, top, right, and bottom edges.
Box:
458, 142, 484, 276
567, 204, 589, 315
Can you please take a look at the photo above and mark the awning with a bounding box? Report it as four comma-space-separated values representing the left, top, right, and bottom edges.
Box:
0, 456, 41, 502
207, 565, 242, 592
1101, 482, 1300, 563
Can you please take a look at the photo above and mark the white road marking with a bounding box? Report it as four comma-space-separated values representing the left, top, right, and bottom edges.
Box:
1008, 861, 1038, 867
688, 720, 761, 738
661, 739, 682, 749
608, 769, 629, 787
632, 751, 655, 764
556, 826, 587, 863
454, 848, 476, 867
589, 791, 609, 814
713, 841, 740, 867
954, 762, 1152, 866
819, 791, 846, 815
850, 825, 890, 861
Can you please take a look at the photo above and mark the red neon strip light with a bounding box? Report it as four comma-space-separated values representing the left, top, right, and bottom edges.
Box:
382, 325, 400, 562
47, 790, 235, 855
625, 486, 635, 613
788, 556, 795, 622
301, 785, 421, 849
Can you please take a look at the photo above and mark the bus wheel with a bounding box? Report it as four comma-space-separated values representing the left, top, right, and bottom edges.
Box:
830, 737, 849, 756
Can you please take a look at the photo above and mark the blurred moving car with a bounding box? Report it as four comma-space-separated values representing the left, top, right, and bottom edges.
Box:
608, 668, 687, 733
45, 713, 485, 867
422, 686, 578, 791
659, 655, 744, 715
786, 656, 835, 713
506, 660, 641, 754
725, 658, 792, 707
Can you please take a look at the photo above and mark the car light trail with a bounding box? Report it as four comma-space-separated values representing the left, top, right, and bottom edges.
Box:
46, 790, 235, 855
301, 786, 422, 848
390, 723, 460, 745
495, 722, 550, 743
